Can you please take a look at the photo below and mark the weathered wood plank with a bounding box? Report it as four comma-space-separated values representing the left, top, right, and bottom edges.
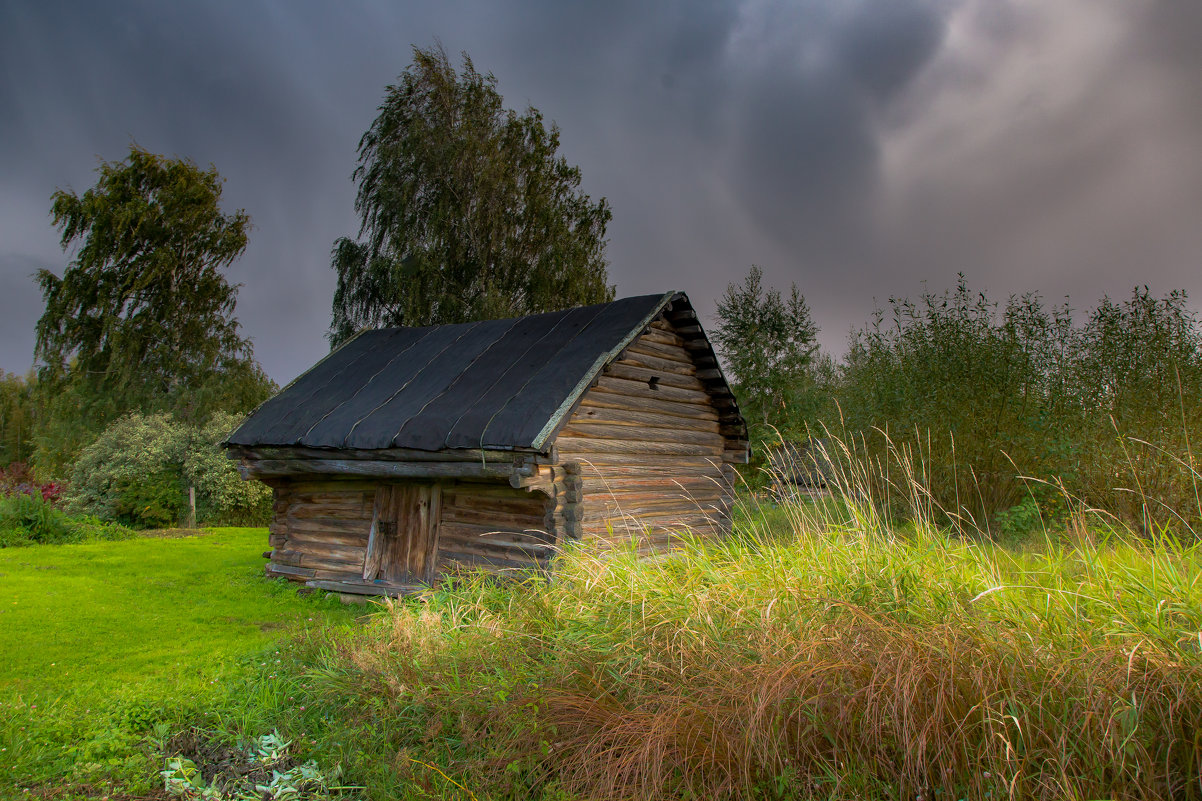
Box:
443, 491, 547, 515
285, 516, 372, 536
438, 521, 555, 546
639, 326, 686, 348
285, 501, 372, 520
580, 390, 719, 421
306, 579, 422, 597
557, 422, 723, 447
287, 478, 379, 494
608, 362, 704, 389
281, 540, 367, 563
585, 490, 727, 511
593, 377, 713, 406
441, 507, 549, 530
583, 497, 727, 523
283, 528, 370, 549
436, 551, 544, 573
578, 475, 728, 494
438, 541, 553, 567
285, 489, 373, 503
623, 342, 696, 370
266, 563, 316, 578
246, 459, 525, 481
583, 513, 725, 541
569, 404, 722, 432
555, 437, 725, 457
272, 549, 364, 572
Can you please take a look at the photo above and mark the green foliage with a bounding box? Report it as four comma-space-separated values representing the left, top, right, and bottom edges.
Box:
1068, 287, 1202, 528
65, 411, 270, 528
160, 732, 349, 800
330, 44, 614, 345
831, 278, 1202, 531
113, 468, 186, 529
837, 276, 1070, 522
0, 491, 73, 546
34, 144, 274, 475
0, 370, 37, 467
184, 413, 273, 526
66, 412, 187, 525
713, 266, 825, 443
0, 491, 132, 547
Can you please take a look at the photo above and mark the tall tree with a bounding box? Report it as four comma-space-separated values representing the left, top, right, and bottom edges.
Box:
330, 44, 613, 345
34, 145, 273, 473
714, 266, 821, 440
0, 370, 36, 467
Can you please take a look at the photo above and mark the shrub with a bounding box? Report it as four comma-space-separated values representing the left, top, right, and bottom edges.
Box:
0, 490, 132, 547
112, 468, 185, 529
65, 413, 187, 527
0, 461, 63, 505
831, 279, 1202, 533
64, 411, 270, 528
183, 412, 271, 526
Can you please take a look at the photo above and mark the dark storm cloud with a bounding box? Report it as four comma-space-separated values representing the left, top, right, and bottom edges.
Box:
2, 0, 1201, 380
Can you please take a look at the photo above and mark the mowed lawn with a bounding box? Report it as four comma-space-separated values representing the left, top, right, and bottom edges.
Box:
0, 528, 361, 793
0, 528, 356, 697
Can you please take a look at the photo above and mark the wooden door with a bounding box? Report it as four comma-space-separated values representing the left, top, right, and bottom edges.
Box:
362, 483, 442, 584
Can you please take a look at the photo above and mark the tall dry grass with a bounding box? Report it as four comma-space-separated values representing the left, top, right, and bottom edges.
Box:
294, 443, 1202, 800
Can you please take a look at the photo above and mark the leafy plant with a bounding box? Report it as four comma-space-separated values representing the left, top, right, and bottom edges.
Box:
0, 461, 62, 505
113, 468, 185, 529
0, 490, 131, 547
160, 731, 354, 800
831, 277, 1202, 533
64, 411, 270, 528
184, 412, 271, 526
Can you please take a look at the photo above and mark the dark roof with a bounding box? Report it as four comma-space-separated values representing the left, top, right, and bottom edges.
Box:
227, 292, 694, 453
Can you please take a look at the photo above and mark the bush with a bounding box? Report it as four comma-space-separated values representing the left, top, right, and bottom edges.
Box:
64, 411, 271, 528
183, 412, 271, 526
0, 461, 63, 505
0, 491, 132, 547
831, 279, 1202, 534
112, 468, 185, 529
65, 413, 187, 527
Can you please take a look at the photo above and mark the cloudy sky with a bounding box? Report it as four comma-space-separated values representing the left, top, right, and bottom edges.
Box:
3, 0, 1201, 384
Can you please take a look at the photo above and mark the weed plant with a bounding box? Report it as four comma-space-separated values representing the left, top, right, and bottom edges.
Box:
833, 280, 1202, 533
0, 490, 132, 547
267, 445, 1202, 801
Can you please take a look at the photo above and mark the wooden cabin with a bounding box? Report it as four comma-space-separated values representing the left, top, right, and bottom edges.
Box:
224, 292, 749, 597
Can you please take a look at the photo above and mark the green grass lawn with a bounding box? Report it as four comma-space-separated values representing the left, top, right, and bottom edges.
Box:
0, 528, 360, 796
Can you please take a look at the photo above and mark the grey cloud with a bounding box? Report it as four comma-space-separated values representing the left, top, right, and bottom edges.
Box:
2, 0, 1200, 380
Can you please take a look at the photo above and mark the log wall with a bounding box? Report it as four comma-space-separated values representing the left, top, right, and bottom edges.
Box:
556, 319, 740, 552
435, 482, 555, 576
265, 479, 375, 583
264, 477, 556, 588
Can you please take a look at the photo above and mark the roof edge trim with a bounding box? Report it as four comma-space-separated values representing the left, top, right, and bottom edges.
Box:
529, 291, 678, 452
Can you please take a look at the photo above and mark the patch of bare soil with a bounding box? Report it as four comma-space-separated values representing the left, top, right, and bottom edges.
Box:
164, 730, 299, 789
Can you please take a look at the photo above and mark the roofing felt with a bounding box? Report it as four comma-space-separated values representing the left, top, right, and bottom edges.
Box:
226, 292, 678, 453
